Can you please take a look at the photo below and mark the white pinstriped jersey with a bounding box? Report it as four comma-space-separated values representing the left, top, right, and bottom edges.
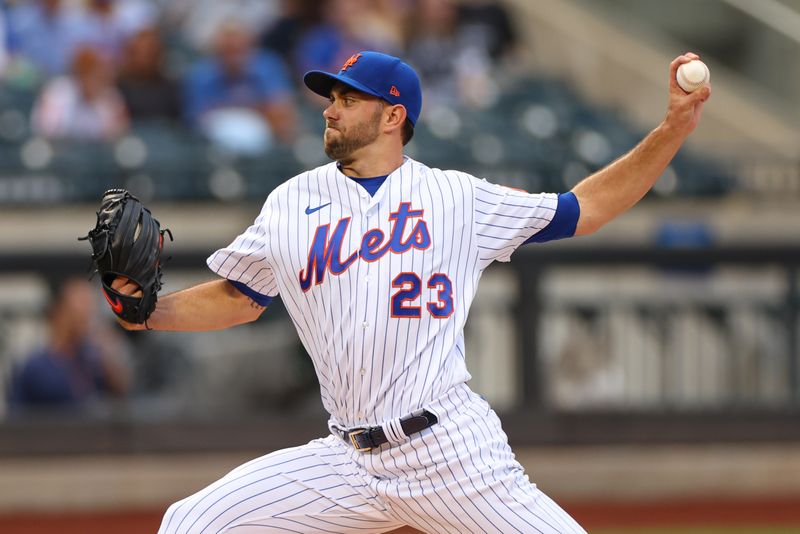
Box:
208, 156, 559, 429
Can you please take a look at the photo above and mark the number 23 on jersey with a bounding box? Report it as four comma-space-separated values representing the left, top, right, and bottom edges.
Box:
391, 272, 454, 319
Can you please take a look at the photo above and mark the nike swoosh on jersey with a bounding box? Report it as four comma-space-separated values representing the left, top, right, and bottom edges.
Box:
305, 202, 331, 215
102, 288, 124, 314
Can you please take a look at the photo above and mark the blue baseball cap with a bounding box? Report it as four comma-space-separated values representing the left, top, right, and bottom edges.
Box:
304, 51, 422, 126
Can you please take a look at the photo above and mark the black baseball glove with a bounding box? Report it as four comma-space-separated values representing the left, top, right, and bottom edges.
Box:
80, 189, 171, 324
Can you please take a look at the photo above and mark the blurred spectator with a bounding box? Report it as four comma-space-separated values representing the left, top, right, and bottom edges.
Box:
117, 27, 182, 122
259, 0, 325, 71
293, 0, 407, 78
106, 0, 160, 39
162, 0, 280, 53
184, 20, 296, 152
9, 278, 132, 411
362, 0, 412, 53
79, 0, 158, 65
459, 0, 518, 61
5, 0, 85, 79
31, 46, 129, 141
0, 8, 8, 77
405, 0, 498, 109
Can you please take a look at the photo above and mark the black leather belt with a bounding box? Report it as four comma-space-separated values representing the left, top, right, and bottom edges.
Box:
340, 410, 438, 452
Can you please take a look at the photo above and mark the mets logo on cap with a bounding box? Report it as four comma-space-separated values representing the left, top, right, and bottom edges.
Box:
340, 53, 362, 72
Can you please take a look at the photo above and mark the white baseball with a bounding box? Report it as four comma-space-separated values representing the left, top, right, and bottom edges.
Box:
676, 59, 710, 93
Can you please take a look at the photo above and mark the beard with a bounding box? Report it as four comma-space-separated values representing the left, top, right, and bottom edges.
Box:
324, 107, 383, 162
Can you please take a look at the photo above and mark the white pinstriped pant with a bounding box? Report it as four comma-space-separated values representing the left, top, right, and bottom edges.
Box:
158, 384, 586, 533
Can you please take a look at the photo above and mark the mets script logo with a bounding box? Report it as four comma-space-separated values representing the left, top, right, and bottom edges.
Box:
299, 202, 430, 291
340, 53, 362, 72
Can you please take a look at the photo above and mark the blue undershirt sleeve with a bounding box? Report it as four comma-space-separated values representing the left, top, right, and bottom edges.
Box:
228, 280, 273, 307
524, 191, 580, 244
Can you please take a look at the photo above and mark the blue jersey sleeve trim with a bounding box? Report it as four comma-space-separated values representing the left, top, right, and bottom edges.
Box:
228, 280, 273, 307
524, 192, 580, 244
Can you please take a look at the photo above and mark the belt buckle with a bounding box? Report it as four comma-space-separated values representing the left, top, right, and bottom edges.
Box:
348, 428, 372, 452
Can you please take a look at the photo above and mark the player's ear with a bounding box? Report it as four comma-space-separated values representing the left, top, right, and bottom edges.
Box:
383, 104, 407, 135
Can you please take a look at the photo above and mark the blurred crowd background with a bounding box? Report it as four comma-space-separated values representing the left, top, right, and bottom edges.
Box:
0, 0, 535, 203
0, 0, 799, 532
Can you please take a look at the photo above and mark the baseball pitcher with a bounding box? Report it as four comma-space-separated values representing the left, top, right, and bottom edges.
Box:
95, 50, 710, 533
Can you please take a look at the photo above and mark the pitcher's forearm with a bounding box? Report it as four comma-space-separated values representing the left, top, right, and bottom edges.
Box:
125, 279, 264, 332
571, 53, 711, 236
572, 122, 684, 235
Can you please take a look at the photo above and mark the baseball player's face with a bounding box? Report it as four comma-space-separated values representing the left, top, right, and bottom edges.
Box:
323, 85, 385, 162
